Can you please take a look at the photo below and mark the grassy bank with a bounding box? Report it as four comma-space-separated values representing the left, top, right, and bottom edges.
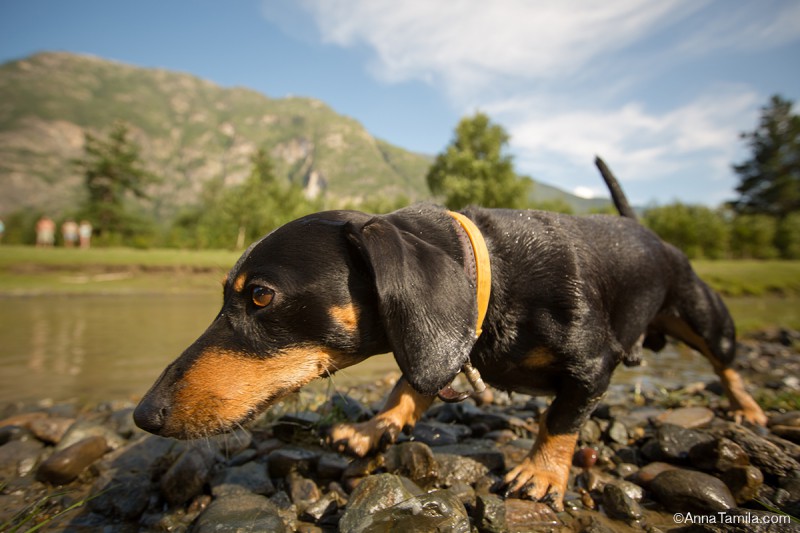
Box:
1, 246, 798, 331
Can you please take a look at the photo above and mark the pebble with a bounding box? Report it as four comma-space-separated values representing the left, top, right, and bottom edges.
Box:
27, 416, 75, 444
642, 423, 715, 463
505, 499, 560, 529
193, 492, 287, 533
36, 435, 108, 485
267, 446, 320, 478
655, 406, 715, 428
434, 452, 489, 486
721, 465, 764, 504
211, 460, 275, 497
689, 437, 750, 472
602, 483, 643, 521
159, 445, 215, 506
475, 492, 506, 533
383, 441, 438, 487
650, 469, 736, 513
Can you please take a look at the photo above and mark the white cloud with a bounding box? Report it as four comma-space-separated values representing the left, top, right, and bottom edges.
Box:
263, 0, 800, 203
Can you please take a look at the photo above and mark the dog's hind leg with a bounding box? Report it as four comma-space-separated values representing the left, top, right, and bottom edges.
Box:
329, 376, 434, 457
651, 274, 767, 426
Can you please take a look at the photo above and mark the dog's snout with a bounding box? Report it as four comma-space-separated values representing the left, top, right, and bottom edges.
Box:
133, 394, 170, 435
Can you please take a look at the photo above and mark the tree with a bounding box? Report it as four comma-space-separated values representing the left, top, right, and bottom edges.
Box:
731, 95, 800, 219
426, 112, 531, 209
74, 122, 157, 239
643, 203, 729, 259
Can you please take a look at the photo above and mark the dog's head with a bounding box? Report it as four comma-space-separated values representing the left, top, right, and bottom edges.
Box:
134, 206, 478, 438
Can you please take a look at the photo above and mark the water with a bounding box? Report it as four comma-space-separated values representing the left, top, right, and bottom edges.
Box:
0, 293, 720, 406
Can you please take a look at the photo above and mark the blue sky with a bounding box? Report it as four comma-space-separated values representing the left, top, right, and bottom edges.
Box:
1, 0, 798, 205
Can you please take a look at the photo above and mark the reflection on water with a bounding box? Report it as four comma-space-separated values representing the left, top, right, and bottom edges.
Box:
0, 294, 725, 405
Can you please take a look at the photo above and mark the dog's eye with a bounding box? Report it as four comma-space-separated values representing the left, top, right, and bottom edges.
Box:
251, 286, 274, 308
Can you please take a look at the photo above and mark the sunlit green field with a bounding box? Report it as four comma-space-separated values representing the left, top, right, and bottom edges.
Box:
1, 246, 798, 332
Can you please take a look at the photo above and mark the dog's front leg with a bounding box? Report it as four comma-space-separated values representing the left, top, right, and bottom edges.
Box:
504, 376, 605, 511
330, 376, 435, 456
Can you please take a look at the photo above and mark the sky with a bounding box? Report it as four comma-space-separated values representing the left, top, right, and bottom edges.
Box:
1, 0, 799, 206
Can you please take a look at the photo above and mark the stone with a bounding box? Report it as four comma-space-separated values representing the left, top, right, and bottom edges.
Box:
0, 425, 34, 446
433, 441, 505, 472
574, 447, 598, 469
36, 435, 108, 485
475, 493, 506, 533
89, 470, 152, 520
211, 461, 275, 497
300, 492, 339, 523
384, 441, 438, 487
650, 469, 736, 513
580, 419, 603, 443
316, 452, 350, 480
689, 437, 750, 472
434, 453, 489, 487
607, 420, 629, 445
28, 416, 75, 444
643, 423, 714, 463
411, 421, 465, 446
56, 419, 127, 452
0, 439, 44, 478
721, 465, 764, 504
159, 445, 215, 506
328, 393, 373, 422
267, 446, 320, 478
339, 473, 420, 532
193, 492, 287, 533
343, 486, 470, 533
504, 499, 560, 530
209, 426, 253, 458
288, 472, 322, 512
715, 423, 800, 479
602, 483, 643, 521
272, 412, 321, 442
629, 461, 677, 488
655, 406, 715, 428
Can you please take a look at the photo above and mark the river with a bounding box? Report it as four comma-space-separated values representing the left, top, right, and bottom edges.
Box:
0, 293, 743, 405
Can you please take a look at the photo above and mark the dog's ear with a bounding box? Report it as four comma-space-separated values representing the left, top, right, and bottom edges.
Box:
345, 216, 476, 395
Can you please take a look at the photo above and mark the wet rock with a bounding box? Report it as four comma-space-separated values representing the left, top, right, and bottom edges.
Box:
650, 468, 736, 513
0, 411, 48, 429
0, 438, 45, 479
36, 435, 108, 485
574, 447, 598, 469
56, 419, 127, 452
629, 461, 678, 488
0, 425, 33, 446
89, 469, 152, 520
28, 416, 75, 444
300, 492, 339, 523
108, 407, 138, 438
316, 452, 350, 480
504, 499, 560, 530
614, 462, 638, 479
434, 441, 505, 472
580, 419, 603, 443
339, 473, 420, 532
384, 441, 438, 487
721, 465, 764, 504
607, 420, 629, 445
485, 429, 518, 444
209, 426, 253, 458
689, 437, 750, 472
160, 445, 216, 506
447, 480, 476, 507
341, 454, 385, 491
344, 486, 470, 533
769, 411, 800, 428
411, 420, 466, 446
434, 453, 489, 487
715, 423, 800, 479
193, 492, 288, 533
267, 446, 320, 478
655, 406, 715, 428
211, 461, 275, 497
602, 483, 643, 521
642, 423, 715, 463
475, 493, 506, 533
328, 392, 373, 422
433, 401, 485, 424
272, 411, 321, 442
288, 471, 322, 512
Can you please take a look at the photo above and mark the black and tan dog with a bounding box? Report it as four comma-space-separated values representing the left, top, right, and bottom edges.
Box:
134, 160, 766, 510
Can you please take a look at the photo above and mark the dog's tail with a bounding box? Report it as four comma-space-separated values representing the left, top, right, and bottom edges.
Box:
594, 156, 637, 221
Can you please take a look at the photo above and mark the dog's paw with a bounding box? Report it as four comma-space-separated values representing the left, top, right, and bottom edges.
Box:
328, 419, 401, 457
732, 405, 768, 427
503, 456, 571, 512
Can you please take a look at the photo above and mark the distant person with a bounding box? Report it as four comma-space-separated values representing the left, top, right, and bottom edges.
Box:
36, 216, 56, 247
79, 220, 93, 249
62, 219, 79, 248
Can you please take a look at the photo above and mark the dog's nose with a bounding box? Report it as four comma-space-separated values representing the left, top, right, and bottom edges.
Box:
133, 395, 170, 435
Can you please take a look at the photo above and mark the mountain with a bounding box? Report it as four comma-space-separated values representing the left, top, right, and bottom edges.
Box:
0, 52, 608, 217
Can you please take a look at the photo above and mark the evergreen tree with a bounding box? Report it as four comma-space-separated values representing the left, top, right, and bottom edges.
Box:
732, 95, 800, 219
74, 122, 157, 239
427, 112, 531, 209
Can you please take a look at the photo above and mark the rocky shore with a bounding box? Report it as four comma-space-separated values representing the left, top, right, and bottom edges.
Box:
1, 330, 799, 532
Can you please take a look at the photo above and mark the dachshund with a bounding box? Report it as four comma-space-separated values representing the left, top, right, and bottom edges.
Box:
134, 158, 766, 510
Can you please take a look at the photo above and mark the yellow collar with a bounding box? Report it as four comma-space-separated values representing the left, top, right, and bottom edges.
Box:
448, 211, 492, 339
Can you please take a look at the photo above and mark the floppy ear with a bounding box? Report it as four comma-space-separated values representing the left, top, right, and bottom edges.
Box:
346, 216, 477, 395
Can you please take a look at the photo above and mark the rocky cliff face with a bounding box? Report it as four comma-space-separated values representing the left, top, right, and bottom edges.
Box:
0, 52, 432, 217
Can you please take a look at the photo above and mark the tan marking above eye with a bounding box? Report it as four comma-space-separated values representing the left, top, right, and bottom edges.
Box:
233, 273, 247, 293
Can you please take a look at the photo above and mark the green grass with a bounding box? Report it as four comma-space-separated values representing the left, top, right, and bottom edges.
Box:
1, 247, 798, 331
693, 259, 800, 297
